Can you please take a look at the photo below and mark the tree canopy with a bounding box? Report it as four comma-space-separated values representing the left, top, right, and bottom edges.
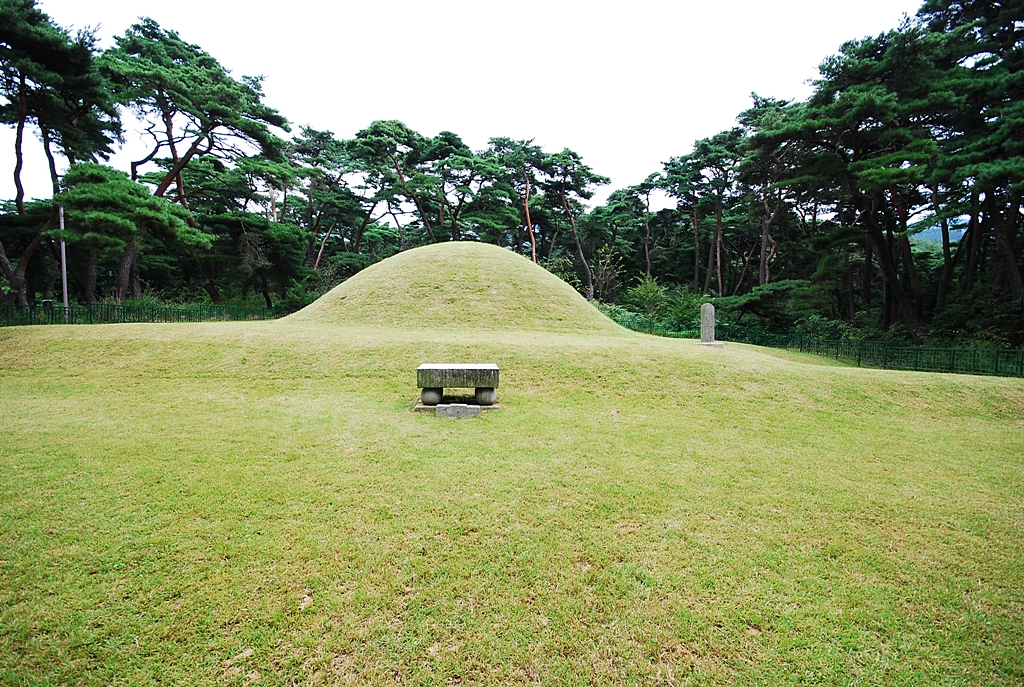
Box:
1, 0, 1021, 345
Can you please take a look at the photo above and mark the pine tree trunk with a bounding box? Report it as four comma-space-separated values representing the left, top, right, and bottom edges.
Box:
116, 242, 138, 303
262, 278, 273, 309
758, 192, 784, 286
692, 210, 701, 293
131, 258, 142, 300
715, 197, 724, 296
153, 121, 214, 199
390, 156, 435, 243
13, 75, 27, 215
964, 196, 985, 293
703, 231, 715, 296
934, 187, 958, 313
643, 194, 652, 278
198, 258, 222, 304
40, 126, 60, 197
864, 197, 923, 343
2, 209, 58, 305
523, 175, 536, 263
845, 245, 855, 323
86, 244, 98, 305
900, 234, 924, 322
891, 187, 923, 321
561, 190, 593, 300
995, 197, 1024, 313
862, 232, 873, 315
759, 218, 771, 286
546, 227, 559, 262
883, 278, 893, 330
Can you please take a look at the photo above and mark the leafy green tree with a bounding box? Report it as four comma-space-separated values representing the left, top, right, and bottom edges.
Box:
692, 130, 743, 296
102, 18, 288, 200
664, 285, 702, 330
414, 131, 504, 243
292, 127, 387, 268
589, 243, 622, 303
627, 274, 667, 333
762, 30, 935, 342
738, 95, 804, 287
200, 212, 308, 308
542, 149, 609, 300
662, 152, 712, 293
1, 0, 70, 211
919, 0, 1024, 321
61, 163, 208, 302
348, 120, 436, 243
612, 174, 663, 278
484, 138, 546, 260
94, 19, 291, 304
0, 0, 120, 304
171, 154, 312, 305
0, 198, 51, 303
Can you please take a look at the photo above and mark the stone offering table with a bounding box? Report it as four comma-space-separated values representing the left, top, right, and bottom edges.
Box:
417, 363, 499, 406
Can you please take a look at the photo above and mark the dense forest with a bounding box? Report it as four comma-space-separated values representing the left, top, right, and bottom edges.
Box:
1, 0, 1022, 345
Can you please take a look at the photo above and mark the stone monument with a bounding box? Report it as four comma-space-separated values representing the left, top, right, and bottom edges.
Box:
414, 363, 501, 417
417, 363, 499, 406
697, 302, 724, 347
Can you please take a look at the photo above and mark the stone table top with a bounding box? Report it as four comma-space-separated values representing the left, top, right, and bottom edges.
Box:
417, 363, 499, 371
417, 363, 499, 389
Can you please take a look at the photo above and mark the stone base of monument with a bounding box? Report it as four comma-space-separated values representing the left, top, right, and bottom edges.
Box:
413, 398, 502, 413
435, 403, 481, 418
695, 341, 724, 348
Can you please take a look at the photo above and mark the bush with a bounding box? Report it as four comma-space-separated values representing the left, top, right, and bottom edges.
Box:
540, 254, 584, 295
793, 314, 863, 341
664, 286, 702, 330
594, 302, 650, 331
626, 275, 667, 332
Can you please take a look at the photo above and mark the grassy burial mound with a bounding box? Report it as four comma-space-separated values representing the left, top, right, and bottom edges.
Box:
1, 250, 1024, 685
288, 242, 618, 333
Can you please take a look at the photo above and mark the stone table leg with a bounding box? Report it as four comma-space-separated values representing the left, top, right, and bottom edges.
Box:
421, 387, 443, 405
475, 387, 496, 405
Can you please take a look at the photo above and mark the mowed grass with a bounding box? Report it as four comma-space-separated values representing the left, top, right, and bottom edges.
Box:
1, 245, 1023, 685
1, 322, 1022, 686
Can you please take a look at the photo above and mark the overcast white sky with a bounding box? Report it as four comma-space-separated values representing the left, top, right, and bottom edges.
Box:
4, 0, 923, 208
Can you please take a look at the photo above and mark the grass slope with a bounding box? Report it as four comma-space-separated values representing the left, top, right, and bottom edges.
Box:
288, 242, 618, 333
1, 247, 1022, 685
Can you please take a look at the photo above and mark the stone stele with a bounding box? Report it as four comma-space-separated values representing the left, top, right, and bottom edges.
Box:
698, 302, 724, 347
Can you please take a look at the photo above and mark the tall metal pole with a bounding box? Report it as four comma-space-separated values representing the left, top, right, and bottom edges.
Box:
59, 206, 68, 324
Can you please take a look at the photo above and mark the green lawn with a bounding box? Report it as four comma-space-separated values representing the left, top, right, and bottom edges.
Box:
1, 244, 1023, 685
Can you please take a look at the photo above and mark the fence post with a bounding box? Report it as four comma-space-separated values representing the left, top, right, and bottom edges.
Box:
994, 351, 1000, 376
1019, 350, 1024, 378
857, 342, 862, 367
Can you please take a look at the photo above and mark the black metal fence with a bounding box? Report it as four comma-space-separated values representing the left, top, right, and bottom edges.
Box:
1, 303, 274, 326
611, 319, 1024, 379
790, 337, 1024, 378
